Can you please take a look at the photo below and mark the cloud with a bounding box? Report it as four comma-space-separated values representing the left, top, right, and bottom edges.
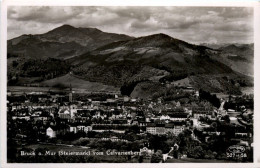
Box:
7, 6, 253, 44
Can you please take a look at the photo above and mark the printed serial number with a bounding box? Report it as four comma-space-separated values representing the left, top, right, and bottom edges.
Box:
226, 153, 247, 158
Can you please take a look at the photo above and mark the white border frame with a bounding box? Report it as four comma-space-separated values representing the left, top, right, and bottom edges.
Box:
1, 1, 260, 168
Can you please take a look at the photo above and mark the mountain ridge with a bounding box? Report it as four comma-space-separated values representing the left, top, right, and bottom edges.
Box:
7, 24, 253, 97
8, 24, 134, 59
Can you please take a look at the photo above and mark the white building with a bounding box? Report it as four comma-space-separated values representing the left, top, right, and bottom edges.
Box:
46, 127, 56, 138
69, 125, 92, 133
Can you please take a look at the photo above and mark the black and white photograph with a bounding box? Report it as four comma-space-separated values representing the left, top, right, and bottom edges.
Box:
1, 1, 259, 167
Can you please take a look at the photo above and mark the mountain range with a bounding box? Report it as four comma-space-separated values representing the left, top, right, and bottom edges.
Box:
7, 25, 254, 98
8, 24, 133, 59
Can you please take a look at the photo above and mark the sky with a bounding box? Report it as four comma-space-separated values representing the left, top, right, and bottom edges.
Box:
7, 6, 254, 44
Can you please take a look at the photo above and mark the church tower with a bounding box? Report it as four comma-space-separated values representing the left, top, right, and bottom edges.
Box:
69, 84, 73, 119
69, 84, 73, 103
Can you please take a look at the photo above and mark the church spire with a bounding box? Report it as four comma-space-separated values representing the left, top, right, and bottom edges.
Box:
69, 84, 73, 103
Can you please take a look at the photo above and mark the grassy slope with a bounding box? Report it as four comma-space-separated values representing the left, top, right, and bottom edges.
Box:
40, 74, 119, 92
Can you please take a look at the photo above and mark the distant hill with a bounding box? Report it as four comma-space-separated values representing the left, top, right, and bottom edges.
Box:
39, 24, 133, 49
7, 24, 133, 59
8, 36, 86, 59
70, 33, 252, 96
199, 43, 253, 76
72, 33, 233, 78
209, 44, 254, 77
219, 44, 253, 62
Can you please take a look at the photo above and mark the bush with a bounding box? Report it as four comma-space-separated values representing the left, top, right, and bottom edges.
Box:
151, 150, 163, 163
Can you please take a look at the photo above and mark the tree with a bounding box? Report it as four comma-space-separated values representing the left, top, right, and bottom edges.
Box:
151, 150, 163, 163
12, 60, 18, 67
199, 89, 220, 108
7, 139, 18, 162
192, 146, 205, 159
222, 115, 230, 124
211, 122, 218, 131
138, 155, 144, 163
126, 125, 140, 134
148, 135, 168, 151
120, 81, 142, 96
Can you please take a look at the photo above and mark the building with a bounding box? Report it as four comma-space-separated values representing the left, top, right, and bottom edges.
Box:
168, 112, 188, 121
140, 147, 154, 156
46, 127, 56, 138
165, 124, 175, 134
146, 122, 185, 135
69, 125, 92, 133
193, 109, 212, 119
77, 125, 92, 133
59, 109, 71, 119
146, 123, 157, 134
69, 84, 73, 102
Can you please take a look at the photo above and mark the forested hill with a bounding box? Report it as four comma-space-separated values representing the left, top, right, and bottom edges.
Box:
7, 25, 253, 97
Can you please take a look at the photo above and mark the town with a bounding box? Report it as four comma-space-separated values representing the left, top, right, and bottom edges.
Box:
7, 84, 254, 163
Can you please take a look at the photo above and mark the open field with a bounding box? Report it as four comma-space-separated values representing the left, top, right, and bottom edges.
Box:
8, 86, 61, 93
8, 74, 120, 94
241, 87, 254, 95
40, 74, 120, 92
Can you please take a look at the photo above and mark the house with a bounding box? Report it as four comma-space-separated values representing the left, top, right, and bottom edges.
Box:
70, 126, 78, 134
46, 127, 56, 138
161, 108, 188, 121
168, 112, 188, 121
59, 109, 71, 119
155, 124, 165, 134
238, 140, 249, 147
140, 147, 154, 156
172, 122, 186, 135
195, 91, 199, 97
165, 124, 175, 134
139, 121, 147, 127
70, 125, 92, 133
160, 114, 170, 120
124, 96, 130, 102
77, 125, 92, 133
193, 110, 212, 119
146, 121, 185, 135
176, 101, 181, 107
182, 86, 195, 93
132, 120, 139, 125
146, 123, 157, 134
12, 116, 30, 121
146, 123, 165, 135
110, 136, 120, 142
